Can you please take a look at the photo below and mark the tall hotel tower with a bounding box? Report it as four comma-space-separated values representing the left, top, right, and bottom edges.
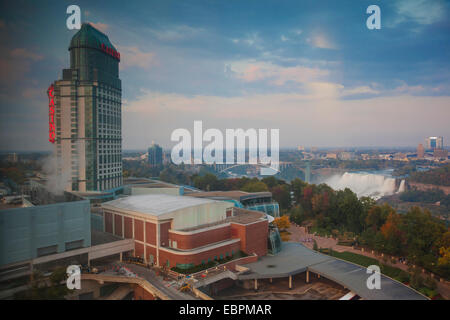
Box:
48, 23, 122, 192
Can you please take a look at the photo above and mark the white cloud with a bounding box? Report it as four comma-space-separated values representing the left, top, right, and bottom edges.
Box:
89, 22, 109, 33
231, 33, 263, 49
394, 0, 446, 25
307, 33, 337, 49
228, 60, 329, 86
117, 46, 157, 70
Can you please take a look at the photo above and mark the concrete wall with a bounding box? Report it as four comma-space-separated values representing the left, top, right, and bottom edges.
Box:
171, 201, 233, 230
0, 200, 91, 266
131, 187, 180, 196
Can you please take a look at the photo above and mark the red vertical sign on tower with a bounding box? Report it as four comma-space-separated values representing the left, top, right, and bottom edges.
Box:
47, 84, 56, 143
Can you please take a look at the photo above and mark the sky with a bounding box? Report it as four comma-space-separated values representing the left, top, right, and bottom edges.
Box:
0, 0, 449, 151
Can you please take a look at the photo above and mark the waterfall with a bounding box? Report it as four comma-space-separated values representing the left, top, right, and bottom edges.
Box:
323, 172, 405, 199
397, 179, 406, 193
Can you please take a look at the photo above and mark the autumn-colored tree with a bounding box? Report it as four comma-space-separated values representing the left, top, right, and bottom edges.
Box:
438, 247, 450, 266
273, 215, 291, 231
379, 212, 405, 255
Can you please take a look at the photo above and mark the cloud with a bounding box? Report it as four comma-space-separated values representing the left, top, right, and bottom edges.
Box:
228, 60, 329, 86
148, 25, 205, 42
231, 33, 263, 49
341, 86, 380, 97
0, 47, 44, 89
122, 90, 450, 148
307, 33, 337, 49
10, 48, 43, 61
88, 22, 109, 33
394, 0, 446, 25
117, 46, 157, 70
280, 29, 303, 42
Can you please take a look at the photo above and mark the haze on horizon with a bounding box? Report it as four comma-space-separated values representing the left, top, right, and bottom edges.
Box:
0, 0, 449, 151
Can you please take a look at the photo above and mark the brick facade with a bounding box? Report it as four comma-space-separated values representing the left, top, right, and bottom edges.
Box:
231, 220, 268, 257
168, 225, 231, 250
103, 207, 268, 270
158, 241, 241, 268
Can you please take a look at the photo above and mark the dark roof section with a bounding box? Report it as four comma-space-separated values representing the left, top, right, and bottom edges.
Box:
69, 23, 117, 51
187, 191, 272, 202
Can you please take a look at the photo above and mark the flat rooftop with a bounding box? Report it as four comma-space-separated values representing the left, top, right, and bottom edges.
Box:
102, 194, 223, 217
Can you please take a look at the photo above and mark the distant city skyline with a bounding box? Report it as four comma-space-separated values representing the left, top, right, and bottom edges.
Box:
0, 0, 449, 151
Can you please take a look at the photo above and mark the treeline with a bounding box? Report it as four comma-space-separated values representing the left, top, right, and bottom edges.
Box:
400, 188, 450, 207
190, 174, 450, 279
123, 160, 163, 179
409, 164, 450, 186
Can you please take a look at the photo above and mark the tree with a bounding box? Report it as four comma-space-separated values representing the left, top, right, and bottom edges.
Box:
379, 212, 406, 256
335, 188, 364, 233
402, 207, 446, 269
289, 205, 306, 225
271, 184, 291, 211
365, 204, 391, 231
241, 180, 268, 192
273, 215, 290, 231
291, 178, 307, 204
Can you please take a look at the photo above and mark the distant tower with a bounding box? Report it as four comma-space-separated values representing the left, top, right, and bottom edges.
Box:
148, 143, 163, 166
305, 161, 311, 183
425, 137, 443, 150
417, 143, 425, 159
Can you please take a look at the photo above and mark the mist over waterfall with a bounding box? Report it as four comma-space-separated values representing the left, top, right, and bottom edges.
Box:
323, 172, 405, 199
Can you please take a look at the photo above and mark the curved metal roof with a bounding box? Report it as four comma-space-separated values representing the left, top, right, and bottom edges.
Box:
69, 23, 117, 51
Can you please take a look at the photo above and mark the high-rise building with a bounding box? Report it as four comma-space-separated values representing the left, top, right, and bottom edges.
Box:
425, 136, 443, 150
48, 23, 122, 192
148, 143, 163, 166
417, 143, 425, 159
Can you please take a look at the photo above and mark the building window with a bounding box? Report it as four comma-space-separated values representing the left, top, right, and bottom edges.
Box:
37, 245, 58, 257
65, 239, 84, 251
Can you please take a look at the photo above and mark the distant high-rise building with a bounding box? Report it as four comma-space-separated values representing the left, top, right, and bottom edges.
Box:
417, 143, 425, 159
425, 136, 443, 150
7, 153, 18, 163
148, 143, 163, 166
48, 23, 122, 192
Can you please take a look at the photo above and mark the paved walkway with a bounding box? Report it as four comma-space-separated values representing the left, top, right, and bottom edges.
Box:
116, 262, 197, 300
287, 224, 450, 299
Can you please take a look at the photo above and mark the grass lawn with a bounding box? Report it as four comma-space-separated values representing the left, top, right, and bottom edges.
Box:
322, 250, 410, 283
